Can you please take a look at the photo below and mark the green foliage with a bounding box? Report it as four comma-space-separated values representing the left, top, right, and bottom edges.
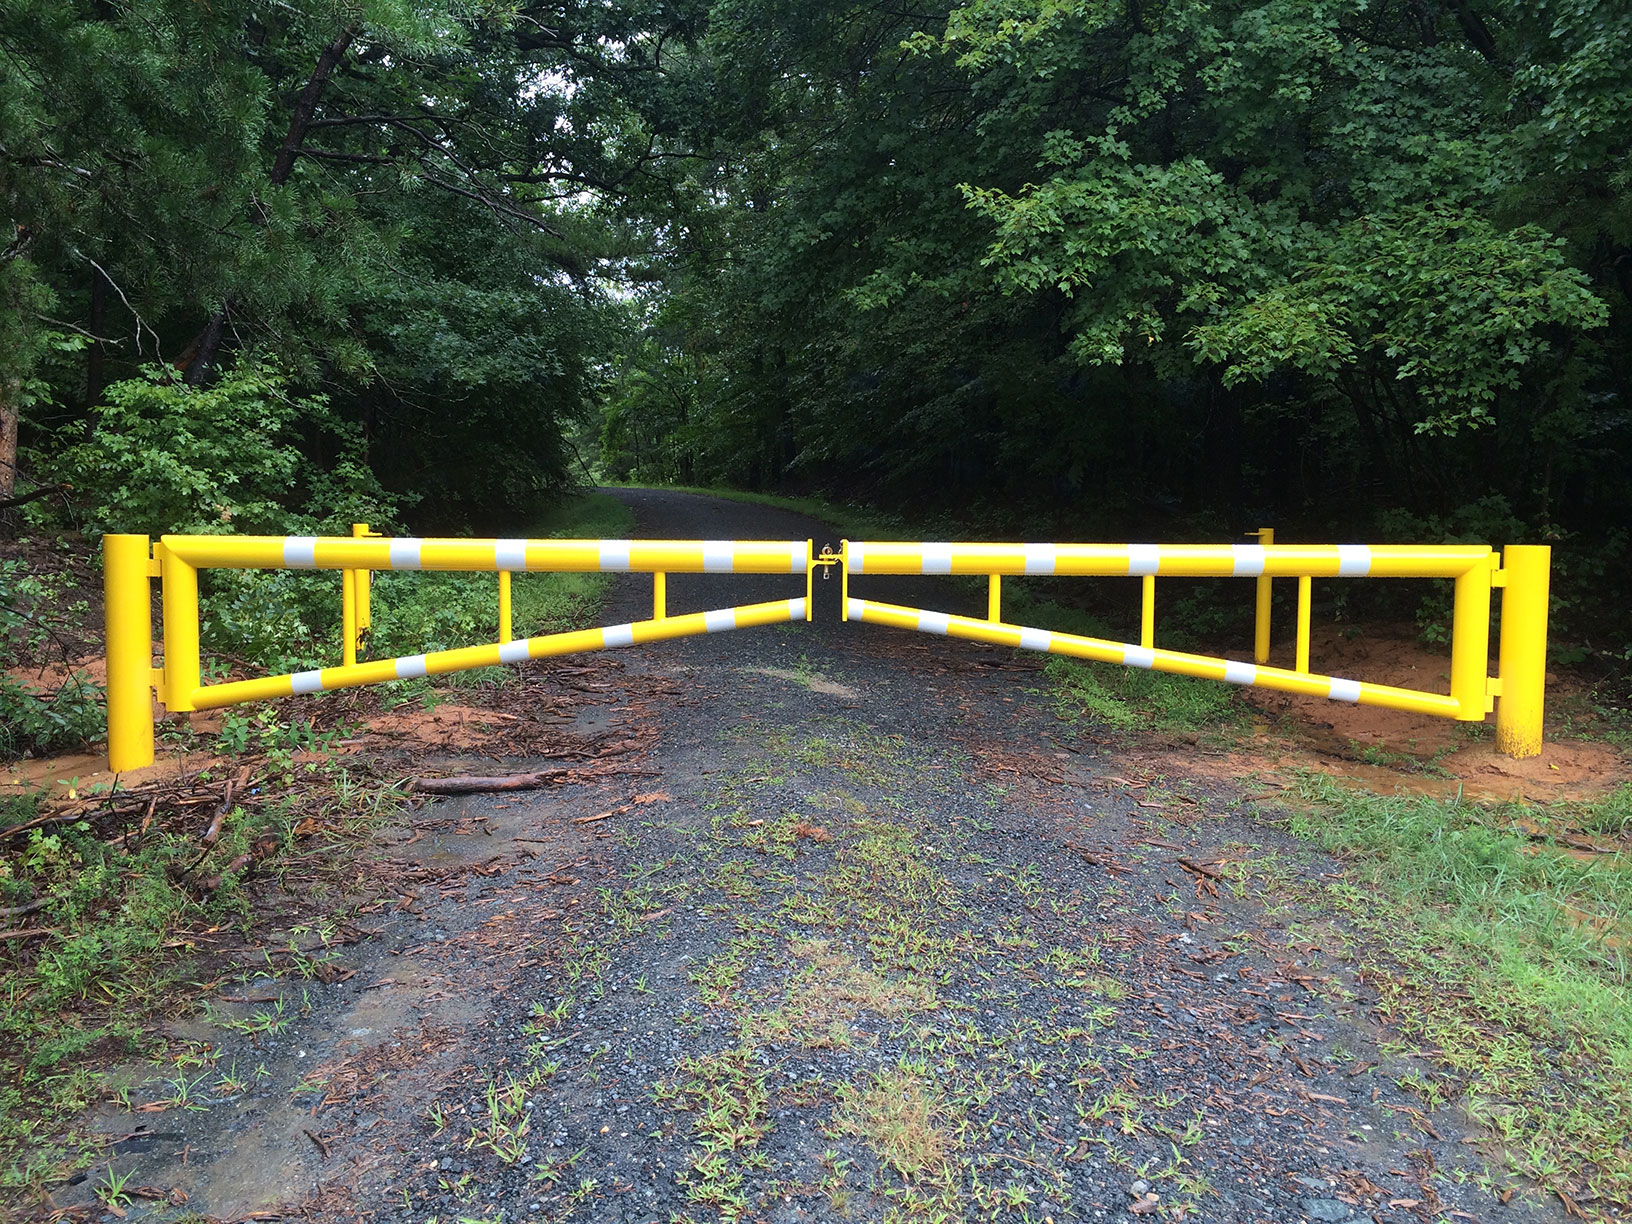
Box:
0, 673, 102, 761
0, 558, 103, 761
51, 362, 397, 537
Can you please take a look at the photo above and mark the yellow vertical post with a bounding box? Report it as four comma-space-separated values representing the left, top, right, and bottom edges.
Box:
840, 541, 850, 620
342, 569, 357, 666
653, 571, 667, 621
1448, 558, 1495, 722
1253, 527, 1273, 664
104, 535, 155, 772
1496, 545, 1551, 758
987, 574, 1002, 623
804, 540, 814, 621
1140, 575, 1155, 649
349, 523, 372, 662
159, 543, 200, 712
498, 570, 513, 644
1295, 575, 1312, 673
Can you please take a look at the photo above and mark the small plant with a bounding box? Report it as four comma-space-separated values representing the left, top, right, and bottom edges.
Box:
94, 1165, 136, 1210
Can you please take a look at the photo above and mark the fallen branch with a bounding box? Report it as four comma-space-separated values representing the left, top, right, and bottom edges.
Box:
0, 925, 57, 942
411, 769, 571, 795
0, 897, 46, 920
199, 781, 236, 847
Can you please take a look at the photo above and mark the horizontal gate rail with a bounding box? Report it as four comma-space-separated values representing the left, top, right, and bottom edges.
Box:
105, 530, 816, 772
839, 535, 1551, 759
845, 596, 1460, 717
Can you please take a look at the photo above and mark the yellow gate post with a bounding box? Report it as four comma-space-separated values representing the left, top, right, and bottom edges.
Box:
1496, 545, 1551, 758
343, 523, 375, 664
1252, 528, 1273, 664
105, 535, 155, 773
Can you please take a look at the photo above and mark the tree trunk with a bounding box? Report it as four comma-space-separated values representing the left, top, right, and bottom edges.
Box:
270, 24, 361, 187
0, 375, 20, 501
178, 23, 360, 384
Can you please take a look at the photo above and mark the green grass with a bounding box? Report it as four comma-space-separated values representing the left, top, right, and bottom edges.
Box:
1042, 655, 1243, 736
1283, 775, 1632, 1210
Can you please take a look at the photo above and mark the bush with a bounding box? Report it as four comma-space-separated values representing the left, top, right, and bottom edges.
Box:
49, 362, 400, 537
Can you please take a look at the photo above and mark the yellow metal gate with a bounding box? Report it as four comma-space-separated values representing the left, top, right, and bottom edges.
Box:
101, 527, 1550, 771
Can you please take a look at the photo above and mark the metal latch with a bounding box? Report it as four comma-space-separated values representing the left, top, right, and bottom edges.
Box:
813, 544, 842, 579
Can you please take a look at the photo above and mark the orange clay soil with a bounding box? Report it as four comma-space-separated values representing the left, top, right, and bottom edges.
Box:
5, 626, 1628, 806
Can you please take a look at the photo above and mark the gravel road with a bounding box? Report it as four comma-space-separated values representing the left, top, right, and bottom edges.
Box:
59, 489, 1568, 1224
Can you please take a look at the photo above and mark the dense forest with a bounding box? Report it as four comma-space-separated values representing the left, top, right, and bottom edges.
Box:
3, 1, 1629, 664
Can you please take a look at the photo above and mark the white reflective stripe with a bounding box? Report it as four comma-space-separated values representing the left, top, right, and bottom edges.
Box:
283, 537, 318, 568
788, 598, 807, 620
918, 610, 950, 635
389, 538, 424, 570
1123, 644, 1156, 669
1224, 660, 1258, 686
1232, 545, 1266, 577
602, 624, 636, 648
395, 654, 429, 679
1024, 544, 1056, 575
495, 539, 528, 571
290, 669, 324, 694
704, 608, 737, 633
848, 543, 867, 574
921, 543, 952, 575
1127, 544, 1160, 576
1337, 544, 1372, 577
703, 541, 734, 573
1018, 627, 1053, 652
847, 597, 867, 619
498, 639, 531, 664
599, 541, 631, 572
789, 541, 807, 573
1328, 677, 1362, 703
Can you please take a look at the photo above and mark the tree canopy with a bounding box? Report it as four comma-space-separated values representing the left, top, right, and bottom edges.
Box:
4, 0, 1629, 649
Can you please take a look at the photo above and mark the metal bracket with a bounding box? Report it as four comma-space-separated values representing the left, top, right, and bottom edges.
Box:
813, 544, 842, 580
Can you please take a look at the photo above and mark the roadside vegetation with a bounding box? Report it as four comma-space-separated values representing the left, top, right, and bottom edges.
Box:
0, 491, 634, 1193
1278, 778, 1632, 1212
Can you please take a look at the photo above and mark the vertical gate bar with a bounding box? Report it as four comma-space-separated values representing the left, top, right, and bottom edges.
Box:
1449, 558, 1495, 721
1295, 575, 1312, 673
351, 523, 372, 661
342, 569, 357, 666
840, 541, 850, 620
499, 570, 513, 644
988, 574, 1002, 623
1496, 545, 1551, 758
1140, 575, 1155, 649
653, 571, 666, 621
104, 534, 155, 772
1253, 527, 1274, 664
159, 544, 201, 713
804, 539, 814, 620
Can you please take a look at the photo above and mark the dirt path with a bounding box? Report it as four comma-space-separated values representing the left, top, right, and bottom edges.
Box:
49, 490, 1574, 1224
